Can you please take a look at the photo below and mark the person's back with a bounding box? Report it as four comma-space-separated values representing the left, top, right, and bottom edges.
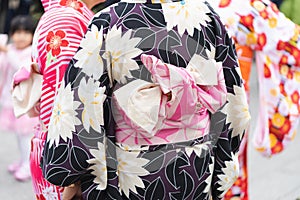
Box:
42, 0, 251, 199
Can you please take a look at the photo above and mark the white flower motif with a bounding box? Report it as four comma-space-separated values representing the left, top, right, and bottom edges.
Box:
221, 85, 250, 137
284, 79, 298, 95
278, 97, 290, 117
116, 146, 150, 198
48, 82, 80, 146
204, 158, 214, 193
279, 96, 299, 116
161, 0, 211, 36
74, 24, 104, 79
185, 142, 210, 158
87, 141, 107, 190
78, 78, 106, 132
103, 25, 142, 84
262, 78, 280, 110
217, 153, 239, 197
42, 186, 59, 200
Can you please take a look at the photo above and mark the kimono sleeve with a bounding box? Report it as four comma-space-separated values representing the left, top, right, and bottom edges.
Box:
222, 0, 300, 157
37, 11, 91, 128
41, 15, 113, 195
243, 1, 300, 157
209, 16, 250, 199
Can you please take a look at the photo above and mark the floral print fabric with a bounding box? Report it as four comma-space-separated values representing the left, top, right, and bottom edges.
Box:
42, 0, 250, 199
210, 0, 300, 199
211, 0, 300, 157
30, 0, 94, 199
224, 45, 253, 200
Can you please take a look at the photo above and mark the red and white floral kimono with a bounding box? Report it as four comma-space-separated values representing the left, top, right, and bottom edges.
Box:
211, 0, 300, 199
30, 0, 93, 199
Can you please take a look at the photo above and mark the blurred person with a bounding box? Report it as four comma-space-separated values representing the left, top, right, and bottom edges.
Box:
209, 0, 300, 199
27, 0, 105, 199
0, 15, 39, 182
41, 0, 250, 199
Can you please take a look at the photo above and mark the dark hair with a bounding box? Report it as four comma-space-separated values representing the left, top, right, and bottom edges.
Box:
10, 15, 36, 36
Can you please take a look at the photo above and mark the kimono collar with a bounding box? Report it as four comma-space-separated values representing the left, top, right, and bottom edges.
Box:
120, 0, 183, 4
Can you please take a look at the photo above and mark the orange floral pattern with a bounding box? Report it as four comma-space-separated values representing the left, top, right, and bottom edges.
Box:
215, 0, 300, 157
213, 0, 300, 199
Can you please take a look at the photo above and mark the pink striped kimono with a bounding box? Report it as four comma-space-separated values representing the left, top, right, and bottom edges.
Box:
30, 0, 93, 199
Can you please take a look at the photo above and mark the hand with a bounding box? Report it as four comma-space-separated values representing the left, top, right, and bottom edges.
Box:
62, 182, 82, 200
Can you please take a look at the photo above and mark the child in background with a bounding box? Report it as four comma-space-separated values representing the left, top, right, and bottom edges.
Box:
0, 15, 39, 182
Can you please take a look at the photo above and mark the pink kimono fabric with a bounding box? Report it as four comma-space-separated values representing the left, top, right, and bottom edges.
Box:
0, 44, 39, 135
114, 54, 227, 146
30, 0, 93, 199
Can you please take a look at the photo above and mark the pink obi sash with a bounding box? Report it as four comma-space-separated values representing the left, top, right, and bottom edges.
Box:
113, 54, 227, 146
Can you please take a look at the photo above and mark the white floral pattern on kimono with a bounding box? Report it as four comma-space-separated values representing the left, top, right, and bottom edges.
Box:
42, 0, 250, 199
